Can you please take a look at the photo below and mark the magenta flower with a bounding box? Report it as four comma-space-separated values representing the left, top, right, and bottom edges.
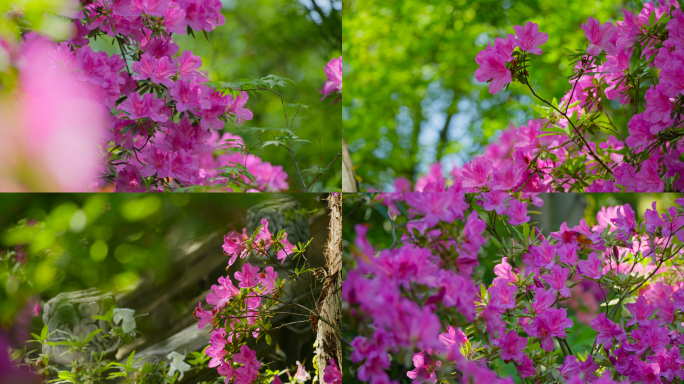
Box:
644, 85, 673, 125
493, 257, 518, 285
490, 160, 524, 191
235, 263, 260, 288
227, 91, 253, 124
131, 53, 156, 81
321, 56, 342, 101
526, 239, 557, 269
530, 287, 555, 314
493, 330, 527, 362
488, 279, 517, 310
405, 192, 467, 227
625, 319, 670, 355
140, 145, 171, 178
590, 313, 627, 347
257, 266, 278, 294
518, 355, 535, 378
461, 156, 493, 188
506, 199, 530, 226
644, 201, 666, 233
150, 56, 176, 87
206, 276, 240, 308
530, 308, 573, 351
647, 347, 684, 382
513, 22, 548, 55
407, 351, 441, 383
480, 191, 509, 214
115, 165, 146, 192
176, 50, 203, 81
233, 345, 261, 371
193, 302, 215, 329
439, 325, 468, 359
223, 228, 250, 266
119, 92, 168, 122
577, 252, 603, 280
276, 236, 295, 263
323, 358, 342, 384
625, 295, 654, 327
581, 17, 616, 56
254, 218, 273, 248
542, 265, 570, 298
169, 78, 204, 112
474, 50, 512, 94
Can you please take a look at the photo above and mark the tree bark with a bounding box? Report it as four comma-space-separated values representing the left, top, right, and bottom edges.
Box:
342, 136, 358, 192
315, 193, 342, 382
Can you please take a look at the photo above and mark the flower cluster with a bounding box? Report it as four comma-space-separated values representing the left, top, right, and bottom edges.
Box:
344, 192, 684, 383
1, 0, 293, 192
194, 218, 306, 384
399, 1, 684, 193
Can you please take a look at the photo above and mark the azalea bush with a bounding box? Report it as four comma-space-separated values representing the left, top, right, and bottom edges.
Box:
0, 0, 340, 192
194, 218, 342, 384
343, 192, 684, 383
392, 0, 684, 193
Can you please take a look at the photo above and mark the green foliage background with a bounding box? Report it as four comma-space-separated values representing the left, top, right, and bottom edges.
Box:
343, 0, 632, 190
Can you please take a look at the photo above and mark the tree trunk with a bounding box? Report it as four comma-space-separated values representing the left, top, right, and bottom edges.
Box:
315, 193, 342, 382
342, 136, 358, 192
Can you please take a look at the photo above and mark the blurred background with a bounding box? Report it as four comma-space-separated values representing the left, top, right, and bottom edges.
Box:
343, 0, 635, 191
341, 192, 681, 382
0, 193, 332, 382
91, 0, 343, 191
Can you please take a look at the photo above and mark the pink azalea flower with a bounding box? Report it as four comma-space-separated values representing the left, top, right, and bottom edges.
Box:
227, 91, 253, 124
292, 361, 311, 383
193, 302, 215, 329
625, 295, 654, 327
530, 287, 555, 314
590, 313, 627, 347
506, 199, 530, 226
581, 17, 617, 56
513, 22, 548, 55
150, 56, 177, 87
119, 92, 168, 122
517, 355, 535, 378
115, 165, 146, 192
577, 252, 603, 280
177, 50, 203, 79
257, 266, 278, 294
235, 263, 260, 288
407, 351, 441, 383
488, 279, 517, 310
475, 50, 512, 94
493, 257, 518, 285
490, 160, 524, 191
461, 156, 493, 188
323, 358, 342, 384
206, 276, 240, 308
542, 265, 571, 298
170, 78, 205, 112
530, 308, 573, 351
233, 345, 261, 372
321, 56, 342, 101
131, 53, 156, 81
480, 191, 509, 214
493, 330, 527, 362
140, 145, 171, 178
223, 228, 250, 266
276, 236, 295, 262
625, 319, 670, 355
439, 325, 468, 360
644, 85, 673, 126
